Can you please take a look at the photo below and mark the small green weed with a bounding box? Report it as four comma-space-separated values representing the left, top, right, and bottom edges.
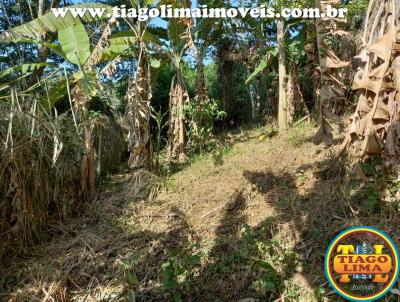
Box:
160, 247, 203, 301
120, 254, 140, 287
287, 123, 312, 148
241, 223, 301, 298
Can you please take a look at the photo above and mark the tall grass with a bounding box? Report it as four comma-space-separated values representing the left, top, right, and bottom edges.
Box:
0, 98, 125, 258
0, 101, 80, 256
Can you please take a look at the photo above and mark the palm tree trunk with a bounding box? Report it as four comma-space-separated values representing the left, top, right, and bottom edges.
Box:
305, 23, 318, 109
277, 17, 288, 130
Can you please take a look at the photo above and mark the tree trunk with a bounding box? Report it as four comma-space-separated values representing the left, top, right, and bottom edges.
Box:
249, 82, 257, 121
81, 120, 96, 199
314, 0, 349, 145
286, 70, 295, 125
168, 73, 189, 162
194, 46, 210, 129
277, 17, 288, 130
196, 46, 208, 103
220, 59, 235, 122
73, 87, 96, 200
245, 64, 258, 121
287, 68, 310, 125
305, 23, 318, 109
96, 126, 103, 177
126, 45, 153, 170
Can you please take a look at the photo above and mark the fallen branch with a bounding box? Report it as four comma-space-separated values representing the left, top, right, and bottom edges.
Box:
293, 115, 310, 127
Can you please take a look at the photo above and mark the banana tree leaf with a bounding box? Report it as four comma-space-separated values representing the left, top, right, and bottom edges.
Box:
0, 63, 55, 78
98, 44, 133, 62
0, 3, 113, 41
109, 31, 137, 44
144, 31, 165, 46
96, 32, 137, 62
6, 37, 67, 59
168, 18, 188, 52
165, 0, 192, 51
148, 26, 168, 41
246, 49, 278, 84
41, 79, 68, 111
74, 70, 99, 97
145, 0, 158, 6
149, 58, 161, 68
39, 70, 98, 111
58, 23, 90, 66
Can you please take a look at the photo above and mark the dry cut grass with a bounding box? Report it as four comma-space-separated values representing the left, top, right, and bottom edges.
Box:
2, 123, 400, 302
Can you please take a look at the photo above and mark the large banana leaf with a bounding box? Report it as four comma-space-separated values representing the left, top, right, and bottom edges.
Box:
41, 79, 68, 111
3, 37, 67, 59
148, 26, 168, 41
41, 70, 99, 111
74, 70, 99, 97
0, 63, 55, 78
246, 48, 278, 84
166, 0, 192, 52
0, 3, 112, 41
168, 19, 189, 52
58, 23, 90, 66
108, 31, 138, 45
111, 29, 165, 46
94, 32, 137, 62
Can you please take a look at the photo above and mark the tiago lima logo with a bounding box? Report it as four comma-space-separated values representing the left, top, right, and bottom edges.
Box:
325, 226, 399, 301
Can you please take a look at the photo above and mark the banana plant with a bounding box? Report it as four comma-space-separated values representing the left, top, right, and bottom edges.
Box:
122, 0, 166, 171
0, 3, 135, 199
0, 4, 130, 111
190, 3, 225, 130
164, 0, 194, 162
123, 0, 192, 168
191, 0, 223, 102
313, 0, 350, 145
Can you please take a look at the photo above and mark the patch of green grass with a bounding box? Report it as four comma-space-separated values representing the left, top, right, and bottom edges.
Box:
349, 159, 386, 215
287, 123, 314, 148
350, 183, 381, 215
283, 280, 303, 302
165, 177, 176, 190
